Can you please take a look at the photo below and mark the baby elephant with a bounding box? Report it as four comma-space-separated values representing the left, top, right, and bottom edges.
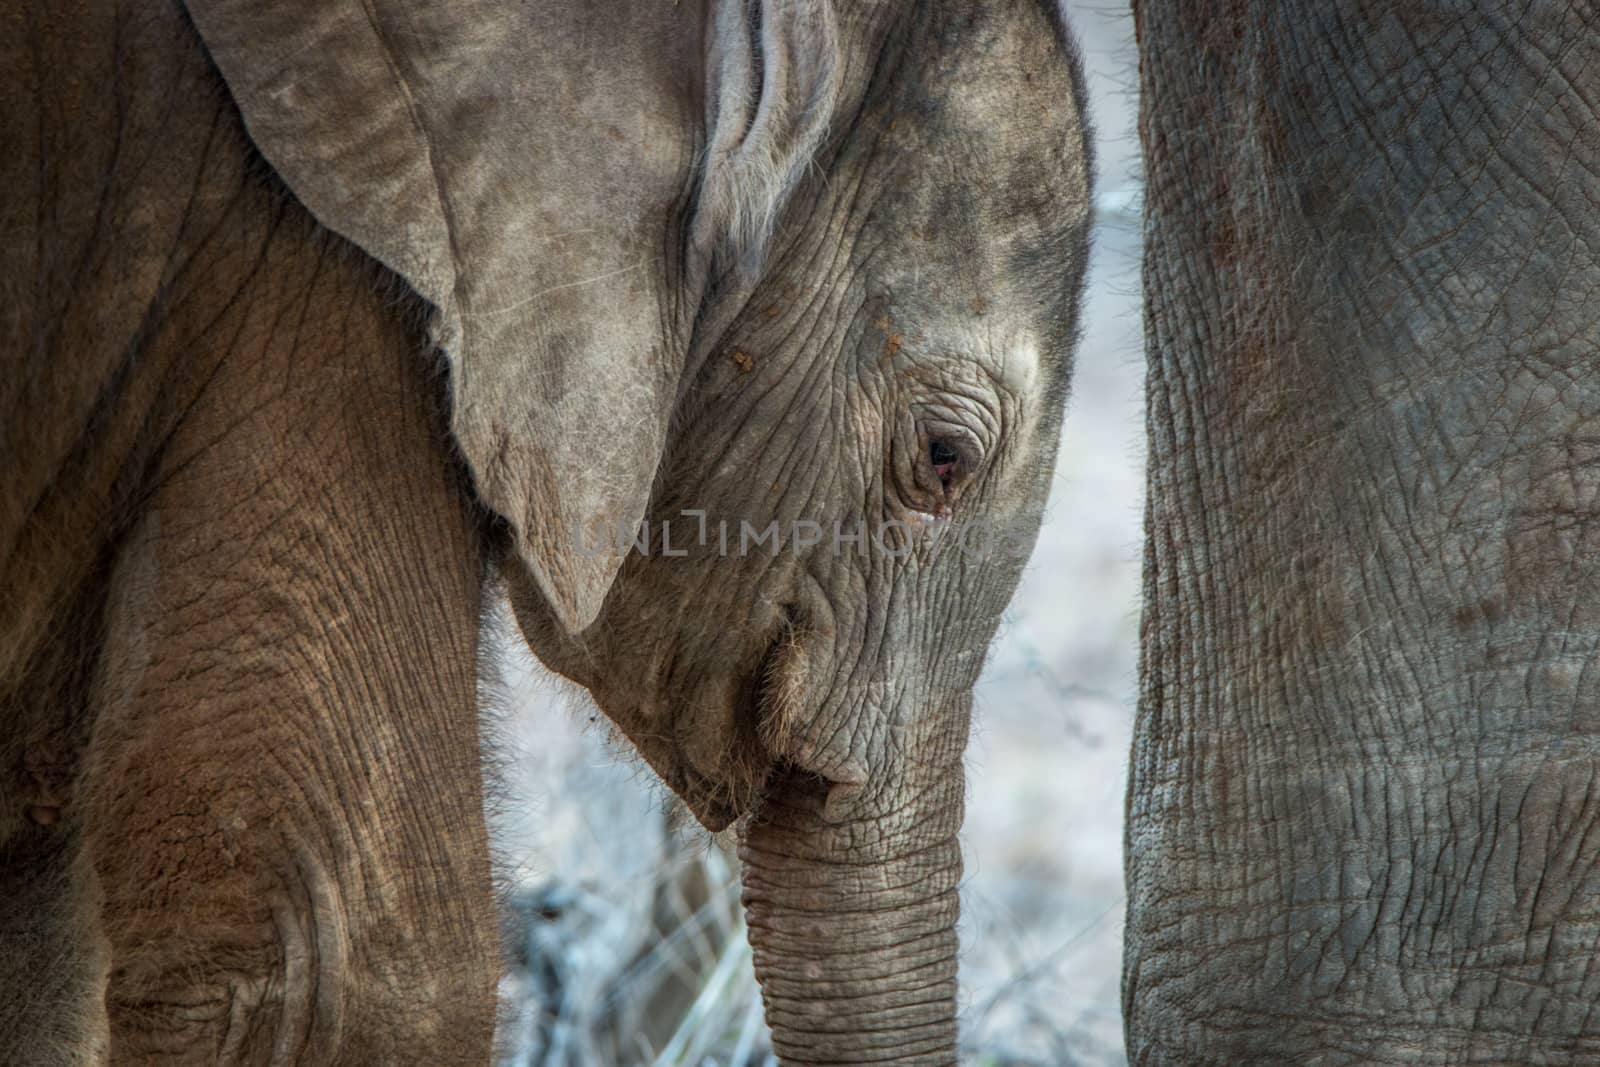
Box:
0, 0, 1093, 1062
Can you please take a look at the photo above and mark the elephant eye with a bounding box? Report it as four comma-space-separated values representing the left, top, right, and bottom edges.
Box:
929, 439, 962, 486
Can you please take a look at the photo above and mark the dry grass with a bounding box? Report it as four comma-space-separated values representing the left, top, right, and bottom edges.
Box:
498, 834, 775, 1066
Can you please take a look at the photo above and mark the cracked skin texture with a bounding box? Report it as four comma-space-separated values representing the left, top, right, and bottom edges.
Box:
1, 1, 497, 1061
1, 0, 1096, 1061
1129, 1, 1600, 1063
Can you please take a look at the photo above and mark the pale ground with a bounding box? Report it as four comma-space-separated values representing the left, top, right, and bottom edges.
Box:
493, 5, 1143, 1063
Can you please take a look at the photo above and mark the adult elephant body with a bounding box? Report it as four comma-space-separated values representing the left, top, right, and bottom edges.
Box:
1130, 2, 1600, 1063
2, 8, 497, 1062
2, 0, 1092, 1063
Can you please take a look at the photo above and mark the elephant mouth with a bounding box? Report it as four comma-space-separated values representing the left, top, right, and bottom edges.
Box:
668, 610, 797, 832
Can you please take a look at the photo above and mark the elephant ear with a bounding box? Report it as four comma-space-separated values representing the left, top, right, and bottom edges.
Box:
184, 0, 840, 633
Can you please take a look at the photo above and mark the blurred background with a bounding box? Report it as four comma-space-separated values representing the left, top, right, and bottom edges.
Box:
492, 4, 1143, 1063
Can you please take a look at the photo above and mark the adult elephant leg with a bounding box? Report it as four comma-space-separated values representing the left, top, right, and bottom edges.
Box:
75, 207, 498, 1063
55, 34, 496, 1062
1130, 3, 1600, 1063
0, 828, 108, 1065
4, 1, 497, 1061
0, 585, 114, 1064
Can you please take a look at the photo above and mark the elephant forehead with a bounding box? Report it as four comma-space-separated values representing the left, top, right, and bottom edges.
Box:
880, 302, 1044, 403
994, 331, 1042, 399
857, 180, 1082, 407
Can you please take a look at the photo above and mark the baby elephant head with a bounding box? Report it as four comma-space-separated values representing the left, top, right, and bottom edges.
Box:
192, 0, 1092, 1059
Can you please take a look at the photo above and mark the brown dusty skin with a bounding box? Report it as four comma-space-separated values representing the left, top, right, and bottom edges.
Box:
3, 0, 1094, 1061
1, 1, 498, 1061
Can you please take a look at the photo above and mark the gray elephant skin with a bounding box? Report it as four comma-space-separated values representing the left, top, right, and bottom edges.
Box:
1128, 1, 1600, 1064
0, 0, 1092, 1063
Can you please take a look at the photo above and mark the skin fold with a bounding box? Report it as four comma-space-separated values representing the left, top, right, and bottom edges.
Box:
1, 3, 496, 1063
2, 0, 1092, 1063
1130, 2, 1600, 1063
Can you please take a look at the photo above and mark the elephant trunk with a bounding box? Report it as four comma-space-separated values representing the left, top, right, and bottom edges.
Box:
738, 740, 964, 1065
